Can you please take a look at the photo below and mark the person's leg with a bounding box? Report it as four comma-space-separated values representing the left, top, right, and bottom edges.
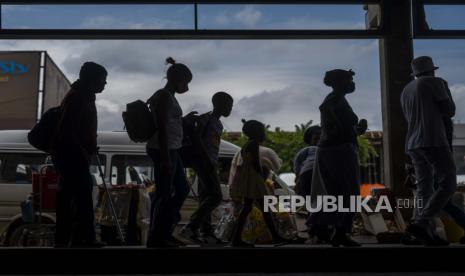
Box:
433, 167, 465, 231
54, 174, 73, 247
170, 151, 190, 228
72, 168, 96, 244
409, 149, 434, 227
231, 198, 253, 245
147, 149, 175, 244
188, 164, 222, 232
52, 154, 80, 247
419, 147, 457, 223
256, 199, 284, 242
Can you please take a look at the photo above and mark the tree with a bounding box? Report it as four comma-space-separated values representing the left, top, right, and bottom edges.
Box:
222, 121, 378, 174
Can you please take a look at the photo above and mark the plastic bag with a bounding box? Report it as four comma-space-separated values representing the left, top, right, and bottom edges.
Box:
214, 202, 236, 242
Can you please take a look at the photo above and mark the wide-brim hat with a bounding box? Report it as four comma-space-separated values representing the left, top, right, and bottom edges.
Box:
411, 56, 439, 76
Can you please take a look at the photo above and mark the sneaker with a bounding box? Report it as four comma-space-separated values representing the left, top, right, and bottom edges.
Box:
167, 235, 187, 246
430, 231, 450, 246
406, 223, 441, 246
331, 233, 361, 247
200, 232, 227, 245
401, 233, 423, 245
179, 225, 201, 242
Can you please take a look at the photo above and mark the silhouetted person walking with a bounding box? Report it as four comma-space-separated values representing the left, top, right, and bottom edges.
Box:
293, 125, 331, 243
146, 57, 192, 247
401, 56, 457, 246
180, 92, 234, 242
308, 69, 366, 247
52, 61, 107, 248
293, 126, 321, 197
229, 119, 287, 247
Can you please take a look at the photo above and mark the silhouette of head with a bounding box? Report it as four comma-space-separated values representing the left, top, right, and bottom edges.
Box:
212, 92, 234, 117
411, 56, 438, 77
166, 57, 192, 94
304, 125, 321, 146
79, 62, 107, 94
324, 69, 355, 94
242, 119, 266, 143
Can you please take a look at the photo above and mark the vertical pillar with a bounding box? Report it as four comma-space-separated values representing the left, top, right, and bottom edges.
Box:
379, 0, 414, 197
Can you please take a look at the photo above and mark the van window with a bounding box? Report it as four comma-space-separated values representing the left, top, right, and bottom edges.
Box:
89, 155, 107, 185
0, 153, 47, 184
110, 155, 154, 186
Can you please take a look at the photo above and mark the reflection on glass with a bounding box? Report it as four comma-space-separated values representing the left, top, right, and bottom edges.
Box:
424, 5, 465, 30
198, 4, 370, 30
1, 5, 194, 29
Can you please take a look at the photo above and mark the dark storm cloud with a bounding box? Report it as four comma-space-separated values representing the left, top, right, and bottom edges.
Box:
61, 41, 220, 75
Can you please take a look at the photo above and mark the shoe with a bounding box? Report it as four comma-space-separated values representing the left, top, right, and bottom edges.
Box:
400, 233, 423, 245
331, 234, 361, 247
430, 231, 449, 246
406, 223, 439, 246
200, 232, 227, 245
167, 235, 186, 246
179, 225, 201, 242
146, 239, 178, 248
271, 236, 293, 246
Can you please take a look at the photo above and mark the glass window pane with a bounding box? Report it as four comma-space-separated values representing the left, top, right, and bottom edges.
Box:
2, 4, 194, 29
424, 5, 465, 30
111, 155, 154, 186
0, 153, 47, 184
198, 4, 375, 30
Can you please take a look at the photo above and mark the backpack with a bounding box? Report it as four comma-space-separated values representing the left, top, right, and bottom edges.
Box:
122, 99, 156, 143
28, 106, 62, 153
179, 113, 212, 168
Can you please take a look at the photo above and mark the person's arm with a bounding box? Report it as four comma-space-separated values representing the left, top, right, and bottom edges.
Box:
59, 94, 89, 158
443, 80, 456, 118
356, 119, 368, 135
153, 90, 172, 175
430, 79, 455, 118
293, 149, 308, 175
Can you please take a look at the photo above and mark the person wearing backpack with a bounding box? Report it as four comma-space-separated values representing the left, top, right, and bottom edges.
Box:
180, 92, 234, 242
146, 57, 193, 248
51, 62, 107, 248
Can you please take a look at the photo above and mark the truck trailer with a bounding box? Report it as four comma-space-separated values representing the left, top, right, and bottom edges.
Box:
0, 51, 71, 129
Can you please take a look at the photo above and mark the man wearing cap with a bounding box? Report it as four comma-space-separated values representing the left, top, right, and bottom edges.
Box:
401, 56, 456, 245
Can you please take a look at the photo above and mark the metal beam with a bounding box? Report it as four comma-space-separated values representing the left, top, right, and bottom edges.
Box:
422, 0, 465, 4
415, 30, 465, 38
0, 29, 385, 39
379, 0, 413, 198
0, 0, 381, 4
412, 0, 465, 38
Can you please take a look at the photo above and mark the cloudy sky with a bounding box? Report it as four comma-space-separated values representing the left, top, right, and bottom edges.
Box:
0, 4, 464, 131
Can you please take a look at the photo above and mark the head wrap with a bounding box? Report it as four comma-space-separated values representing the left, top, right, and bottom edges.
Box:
242, 119, 265, 141
304, 125, 322, 145
323, 69, 355, 87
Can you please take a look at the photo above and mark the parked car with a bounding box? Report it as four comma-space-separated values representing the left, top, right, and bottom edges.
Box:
0, 130, 294, 246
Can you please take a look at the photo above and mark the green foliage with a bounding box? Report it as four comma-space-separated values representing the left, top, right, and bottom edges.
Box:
222, 121, 379, 173
357, 135, 379, 167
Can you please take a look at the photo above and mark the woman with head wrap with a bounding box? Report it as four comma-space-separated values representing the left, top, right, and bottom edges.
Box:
308, 69, 367, 247
146, 57, 193, 247
229, 119, 287, 246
